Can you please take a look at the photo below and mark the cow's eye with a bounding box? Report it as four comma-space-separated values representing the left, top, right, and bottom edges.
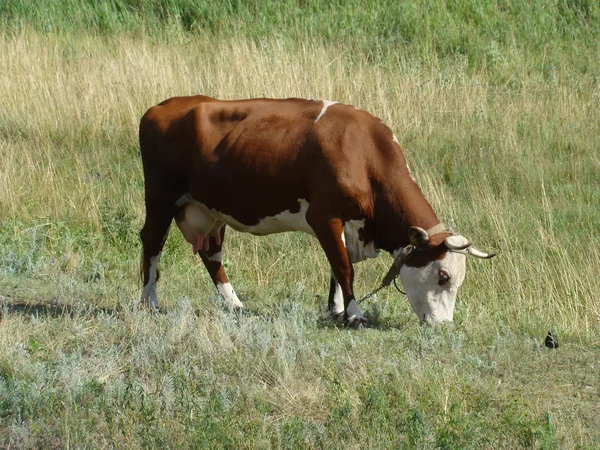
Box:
438, 269, 450, 286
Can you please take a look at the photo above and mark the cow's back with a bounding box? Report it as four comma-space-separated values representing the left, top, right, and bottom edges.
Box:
140, 96, 326, 172
139, 96, 400, 227
142, 97, 343, 211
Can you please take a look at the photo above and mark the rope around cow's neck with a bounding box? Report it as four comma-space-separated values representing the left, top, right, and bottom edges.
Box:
356, 282, 392, 304
356, 245, 418, 304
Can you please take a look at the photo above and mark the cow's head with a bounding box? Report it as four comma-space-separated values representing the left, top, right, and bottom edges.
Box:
394, 226, 495, 324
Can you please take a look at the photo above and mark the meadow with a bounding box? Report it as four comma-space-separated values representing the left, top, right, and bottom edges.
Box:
0, 1, 599, 448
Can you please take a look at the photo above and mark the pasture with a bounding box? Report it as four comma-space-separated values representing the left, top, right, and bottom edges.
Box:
1, 1, 599, 448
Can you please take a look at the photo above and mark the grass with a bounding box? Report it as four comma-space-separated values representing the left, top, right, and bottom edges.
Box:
2, 0, 598, 75
2, 301, 598, 448
1, 1, 599, 447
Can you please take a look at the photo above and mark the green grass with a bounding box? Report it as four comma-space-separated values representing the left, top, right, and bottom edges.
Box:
1, 1, 599, 447
2, 0, 599, 81
1, 301, 598, 448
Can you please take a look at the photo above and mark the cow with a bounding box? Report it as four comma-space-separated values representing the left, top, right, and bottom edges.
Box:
139, 96, 494, 327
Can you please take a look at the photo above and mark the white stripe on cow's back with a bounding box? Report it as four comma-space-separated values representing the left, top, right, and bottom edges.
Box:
314, 100, 338, 123
392, 133, 416, 182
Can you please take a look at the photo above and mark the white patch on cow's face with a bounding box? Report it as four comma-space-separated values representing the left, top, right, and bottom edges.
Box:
398, 251, 467, 323
314, 100, 338, 123
141, 252, 161, 309
216, 282, 244, 309
343, 220, 380, 262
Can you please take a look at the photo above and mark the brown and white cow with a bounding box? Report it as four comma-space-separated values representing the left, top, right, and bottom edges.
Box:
139, 96, 494, 326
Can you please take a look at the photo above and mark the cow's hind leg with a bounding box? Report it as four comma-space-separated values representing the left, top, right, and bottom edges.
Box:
198, 226, 244, 309
140, 201, 174, 310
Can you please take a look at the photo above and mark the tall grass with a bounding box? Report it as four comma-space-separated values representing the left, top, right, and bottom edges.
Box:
0, 1, 599, 447
2, 0, 599, 81
1, 30, 598, 332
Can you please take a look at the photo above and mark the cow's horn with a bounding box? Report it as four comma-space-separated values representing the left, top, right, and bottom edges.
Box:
444, 235, 472, 251
466, 247, 496, 259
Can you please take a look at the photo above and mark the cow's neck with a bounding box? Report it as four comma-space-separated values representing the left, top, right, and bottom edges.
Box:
372, 178, 442, 254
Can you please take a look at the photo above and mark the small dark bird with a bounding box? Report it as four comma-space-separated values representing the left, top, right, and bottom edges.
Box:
545, 331, 559, 349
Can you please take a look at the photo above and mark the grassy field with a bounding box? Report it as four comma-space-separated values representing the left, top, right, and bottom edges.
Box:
1, 1, 599, 448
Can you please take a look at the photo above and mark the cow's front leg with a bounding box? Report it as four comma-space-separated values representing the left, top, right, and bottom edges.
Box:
198, 226, 244, 310
307, 214, 367, 328
328, 273, 345, 318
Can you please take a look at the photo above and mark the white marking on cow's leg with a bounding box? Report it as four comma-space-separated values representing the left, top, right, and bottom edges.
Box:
329, 272, 345, 317
346, 298, 367, 324
141, 252, 161, 309
207, 250, 243, 309
216, 282, 244, 309
336, 225, 367, 325
208, 251, 223, 262
314, 100, 338, 123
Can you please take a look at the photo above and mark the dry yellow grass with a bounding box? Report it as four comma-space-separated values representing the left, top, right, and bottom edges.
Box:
2, 31, 598, 334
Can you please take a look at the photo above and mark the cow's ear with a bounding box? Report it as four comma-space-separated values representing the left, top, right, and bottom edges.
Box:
428, 231, 453, 248
409, 226, 429, 247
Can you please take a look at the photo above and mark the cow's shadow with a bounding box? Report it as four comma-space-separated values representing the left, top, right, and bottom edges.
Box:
0, 297, 223, 321
0, 296, 409, 331
0, 299, 120, 320
313, 310, 410, 331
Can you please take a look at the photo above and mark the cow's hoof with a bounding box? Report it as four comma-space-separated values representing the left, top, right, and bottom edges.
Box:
225, 302, 244, 311
346, 316, 368, 329
328, 310, 344, 321
139, 299, 162, 313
